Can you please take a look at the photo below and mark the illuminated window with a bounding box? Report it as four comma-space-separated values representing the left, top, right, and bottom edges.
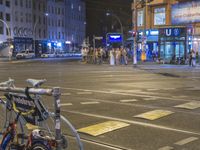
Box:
154, 7, 166, 25
137, 10, 143, 26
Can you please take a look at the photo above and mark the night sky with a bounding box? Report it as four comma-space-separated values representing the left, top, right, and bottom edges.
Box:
85, 0, 132, 43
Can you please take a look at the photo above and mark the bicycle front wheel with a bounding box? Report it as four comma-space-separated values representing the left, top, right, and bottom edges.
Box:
29, 143, 51, 150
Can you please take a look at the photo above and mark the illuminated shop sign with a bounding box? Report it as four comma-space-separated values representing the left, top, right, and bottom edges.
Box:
107, 33, 122, 43
172, 1, 200, 24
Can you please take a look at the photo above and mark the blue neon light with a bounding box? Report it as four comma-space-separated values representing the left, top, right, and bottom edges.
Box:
108, 34, 122, 43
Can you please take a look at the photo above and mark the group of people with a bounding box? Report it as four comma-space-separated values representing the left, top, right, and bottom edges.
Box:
81, 47, 130, 65
81, 47, 106, 64
109, 47, 129, 65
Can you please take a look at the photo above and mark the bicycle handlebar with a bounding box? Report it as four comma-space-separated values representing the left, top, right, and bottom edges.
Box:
0, 86, 53, 96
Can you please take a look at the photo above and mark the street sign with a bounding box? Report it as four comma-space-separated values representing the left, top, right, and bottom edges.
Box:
94, 36, 103, 40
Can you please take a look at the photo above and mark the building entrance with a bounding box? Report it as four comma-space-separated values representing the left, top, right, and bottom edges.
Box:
159, 27, 187, 64
160, 41, 185, 63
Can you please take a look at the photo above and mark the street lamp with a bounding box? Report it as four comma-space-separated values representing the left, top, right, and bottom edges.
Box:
106, 12, 124, 46
0, 19, 12, 61
33, 13, 48, 56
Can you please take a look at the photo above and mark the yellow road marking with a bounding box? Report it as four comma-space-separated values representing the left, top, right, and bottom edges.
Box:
78, 121, 130, 136
175, 102, 200, 110
134, 110, 174, 121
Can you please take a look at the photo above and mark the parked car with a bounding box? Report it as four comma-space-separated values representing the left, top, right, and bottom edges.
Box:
16, 50, 35, 59
41, 53, 55, 58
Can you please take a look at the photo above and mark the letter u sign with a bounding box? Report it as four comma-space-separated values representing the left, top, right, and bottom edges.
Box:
165, 29, 172, 36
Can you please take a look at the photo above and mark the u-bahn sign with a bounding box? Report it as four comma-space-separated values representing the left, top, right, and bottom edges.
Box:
159, 27, 186, 37
107, 33, 123, 43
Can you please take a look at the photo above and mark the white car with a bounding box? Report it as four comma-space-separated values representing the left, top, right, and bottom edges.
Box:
16, 50, 35, 59
41, 53, 55, 58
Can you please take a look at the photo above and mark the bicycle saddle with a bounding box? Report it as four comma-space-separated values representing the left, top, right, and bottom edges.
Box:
0, 78, 14, 87
27, 79, 46, 87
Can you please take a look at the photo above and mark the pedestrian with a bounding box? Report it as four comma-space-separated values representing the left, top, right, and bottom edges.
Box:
188, 51, 192, 66
191, 49, 196, 67
110, 48, 115, 66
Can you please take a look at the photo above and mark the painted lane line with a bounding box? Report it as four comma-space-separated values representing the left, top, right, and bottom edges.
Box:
80, 137, 133, 150
77, 92, 93, 95
175, 137, 198, 146
81, 102, 100, 105
60, 103, 73, 106
158, 146, 174, 150
147, 88, 159, 91
61, 93, 71, 96
76, 97, 200, 117
57, 87, 192, 102
143, 97, 158, 101
120, 99, 138, 103
64, 110, 200, 136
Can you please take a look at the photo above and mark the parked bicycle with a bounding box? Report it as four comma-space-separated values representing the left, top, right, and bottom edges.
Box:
0, 78, 83, 150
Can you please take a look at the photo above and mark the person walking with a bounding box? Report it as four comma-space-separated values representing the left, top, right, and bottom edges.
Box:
191, 49, 196, 67
110, 48, 115, 65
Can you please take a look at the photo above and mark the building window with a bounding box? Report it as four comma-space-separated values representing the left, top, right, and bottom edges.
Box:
0, 26, 3, 34
58, 20, 60, 27
5, 1, 10, 7
0, 12, 3, 20
52, 6, 54, 14
28, 0, 31, 8
71, 3, 73, 9
15, 0, 18, 6
15, 11, 18, 22
154, 7, 166, 25
25, 0, 28, 8
79, 5, 81, 11
39, 29, 41, 38
20, 0, 23, 7
6, 28, 10, 35
137, 10, 143, 27
58, 8, 60, 15
26, 13, 28, 22
21, 12, 23, 22
6, 13, 10, 22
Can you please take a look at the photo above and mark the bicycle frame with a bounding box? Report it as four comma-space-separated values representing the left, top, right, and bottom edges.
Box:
0, 79, 84, 150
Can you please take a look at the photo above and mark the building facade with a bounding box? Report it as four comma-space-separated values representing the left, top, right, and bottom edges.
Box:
0, 0, 86, 57
0, 0, 12, 43
132, 0, 200, 63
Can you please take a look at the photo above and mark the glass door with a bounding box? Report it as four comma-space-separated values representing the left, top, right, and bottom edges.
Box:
175, 41, 185, 60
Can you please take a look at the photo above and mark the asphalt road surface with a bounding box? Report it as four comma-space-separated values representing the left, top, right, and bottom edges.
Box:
1, 59, 200, 150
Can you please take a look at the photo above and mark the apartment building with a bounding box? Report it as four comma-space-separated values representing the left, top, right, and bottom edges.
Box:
0, 0, 86, 57
132, 0, 200, 63
0, 0, 12, 43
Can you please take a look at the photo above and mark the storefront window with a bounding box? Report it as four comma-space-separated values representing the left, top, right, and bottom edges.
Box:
137, 10, 143, 27
154, 7, 166, 25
